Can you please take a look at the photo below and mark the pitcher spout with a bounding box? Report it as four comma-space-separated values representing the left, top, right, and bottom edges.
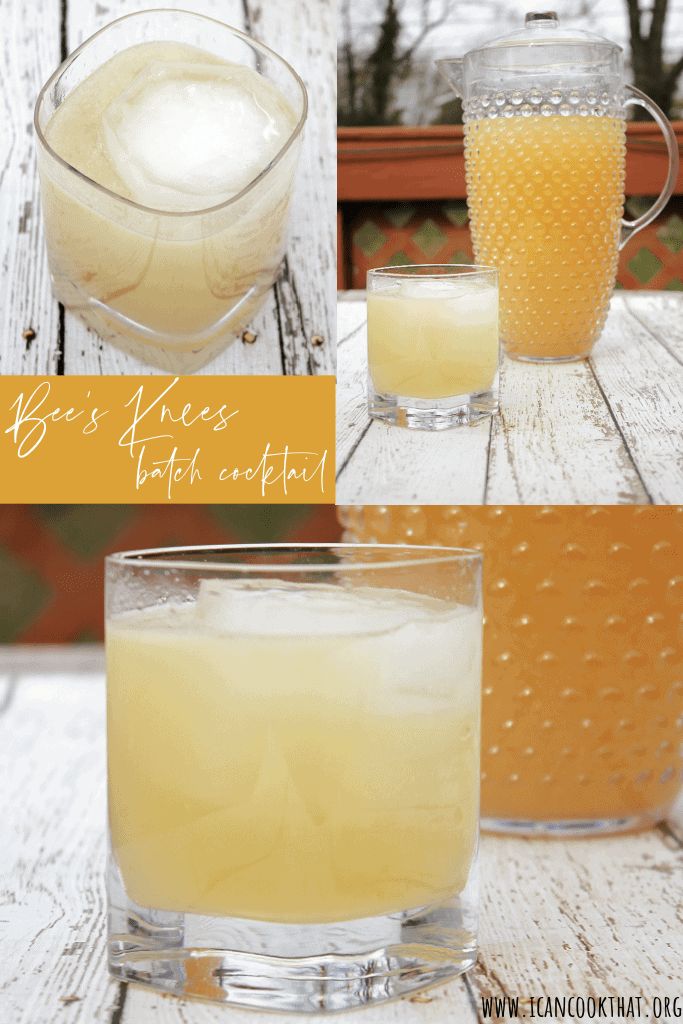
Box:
436, 58, 465, 98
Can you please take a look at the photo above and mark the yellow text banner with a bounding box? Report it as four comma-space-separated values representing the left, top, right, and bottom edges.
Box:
0, 376, 334, 503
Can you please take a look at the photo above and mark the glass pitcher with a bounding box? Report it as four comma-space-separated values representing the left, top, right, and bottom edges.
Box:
339, 505, 683, 836
438, 12, 679, 362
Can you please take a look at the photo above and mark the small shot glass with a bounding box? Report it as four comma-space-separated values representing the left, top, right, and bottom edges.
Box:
367, 264, 499, 429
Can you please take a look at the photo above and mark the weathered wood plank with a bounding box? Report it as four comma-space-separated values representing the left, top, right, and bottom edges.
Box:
0, 0, 62, 374
623, 291, 683, 364
337, 419, 491, 506
3, 663, 682, 1023
2, 0, 332, 374
335, 302, 491, 505
336, 294, 682, 505
472, 821, 683, 1007
590, 301, 683, 504
0, 673, 117, 1024
65, 316, 285, 376
0, 665, 476, 1024
0, 643, 104, 673
246, 0, 336, 376
336, 300, 371, 469
485, 357, 649, 505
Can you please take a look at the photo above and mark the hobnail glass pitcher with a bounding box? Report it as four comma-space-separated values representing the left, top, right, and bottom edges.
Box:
339, 505, 683, 836
438, 12, 679, 362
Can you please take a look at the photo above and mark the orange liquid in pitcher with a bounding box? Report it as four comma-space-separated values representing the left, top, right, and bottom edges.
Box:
339, 506, 683, 827
464, 115, 625, 360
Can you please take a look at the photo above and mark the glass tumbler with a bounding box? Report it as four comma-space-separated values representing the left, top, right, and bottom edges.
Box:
339, 506, 683, 835
105, 544, 482, 1012
35, 11, 307, 372
367, 265, 499, 429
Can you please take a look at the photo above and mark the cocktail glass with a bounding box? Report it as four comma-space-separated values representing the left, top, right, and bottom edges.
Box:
105, 543, 482, 1011
35, 11, 307, 372
367, 264, 499, 429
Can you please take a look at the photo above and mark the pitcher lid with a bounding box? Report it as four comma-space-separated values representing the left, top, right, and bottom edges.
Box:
469, 11, 622, 56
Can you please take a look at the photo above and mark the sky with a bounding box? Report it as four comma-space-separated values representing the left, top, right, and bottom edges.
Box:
339, 0, 683, 123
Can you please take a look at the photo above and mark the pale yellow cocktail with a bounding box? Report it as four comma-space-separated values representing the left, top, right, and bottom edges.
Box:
107, 579, 480, 924
465, 115, 625, 360
36, 13, 306, 370
366, 266, 498, 428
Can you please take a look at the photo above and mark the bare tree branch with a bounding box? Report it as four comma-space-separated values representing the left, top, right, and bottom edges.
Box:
626, 0, 643, 46
341, 0, 358, 117
398, 0, 454, 64
624, 0, 681, 118
650, 0, 668, 56
664, 52, 683, 91
338, 0, 681, 127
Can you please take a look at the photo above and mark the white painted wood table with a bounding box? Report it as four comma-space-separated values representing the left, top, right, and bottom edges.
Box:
337, 291, 683, 505
2, 646, 682, 1024
0, 0, 335, 376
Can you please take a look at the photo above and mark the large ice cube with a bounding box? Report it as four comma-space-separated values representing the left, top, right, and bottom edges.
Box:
103, 60, 294, 212
396, 277, 461, 301
194, 578, 463, 641
394, 276, 497, 325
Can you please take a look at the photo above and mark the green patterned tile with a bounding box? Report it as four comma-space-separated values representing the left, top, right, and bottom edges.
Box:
627, 248, 662, 284
443, 201, 469, 227
657, 214, 683, 254
665, 278, 683, 291
449, 251, 472, 265
385, 204, 416, 228
625, 196, 653, 220
0, 548, 51, 642
355, 220, 387, 258
208, 506, 312, 541
37, 505, 133, 558
411, 218, 447, 257
385, 250, 413, 266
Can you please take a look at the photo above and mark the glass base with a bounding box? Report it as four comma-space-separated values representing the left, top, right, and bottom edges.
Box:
482, 812, 658, 837
49, 271, 274, 373
108, 886, 477, 1011
368, 387, 498, 430
504, 350, 591, 364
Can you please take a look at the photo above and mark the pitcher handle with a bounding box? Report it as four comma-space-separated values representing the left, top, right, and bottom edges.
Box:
620, 84, 680, 251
